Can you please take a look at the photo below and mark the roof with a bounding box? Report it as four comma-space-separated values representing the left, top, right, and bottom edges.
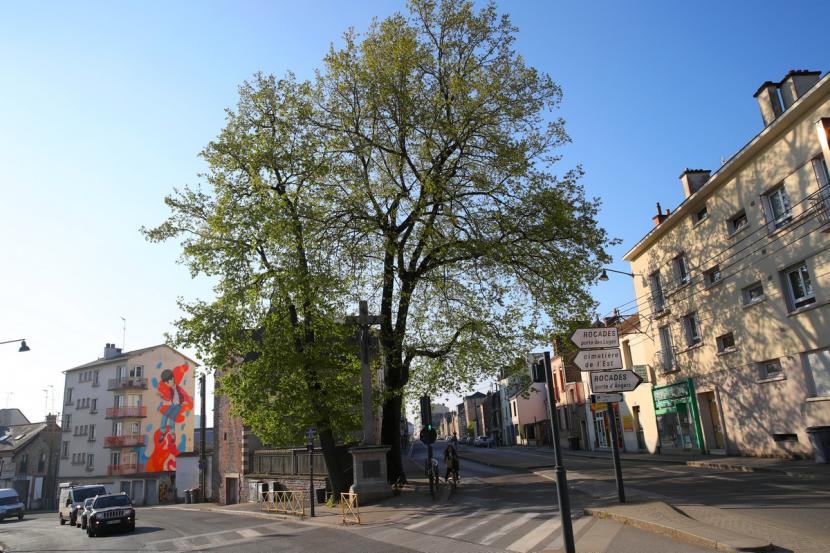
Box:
65, 344, 199, 373
0, 422, 48, 453
624, 71, 830, 262
618, 314, 641, 336
0, 409, 30, 426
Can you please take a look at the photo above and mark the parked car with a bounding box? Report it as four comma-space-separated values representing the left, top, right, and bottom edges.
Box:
465, 436, 475, 446
474, 436, 494, 447
59, 484, 108, 526
86, 492, 135, 537
78, 498, 94, 529
0, 488, 25, 522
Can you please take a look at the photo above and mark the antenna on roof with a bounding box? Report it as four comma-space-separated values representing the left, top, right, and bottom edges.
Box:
120, 316, 126, 351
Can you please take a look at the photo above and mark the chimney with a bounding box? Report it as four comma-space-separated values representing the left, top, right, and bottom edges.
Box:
103, 343, 122, 359
779, 70, 821, 110
754, 81, 783, 126
679, 169, 710, 197
45, 413, 57, 426
652, 202, 668, 226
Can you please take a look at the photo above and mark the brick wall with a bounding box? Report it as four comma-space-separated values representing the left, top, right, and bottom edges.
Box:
213, 391, 243, 504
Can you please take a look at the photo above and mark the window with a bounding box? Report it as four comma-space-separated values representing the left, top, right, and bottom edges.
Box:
764, 185, 792, 229
658, 325, 675, 372
19, 454, 28, 473
742, 281, 765, 305
90, 398, 97, 413
730, 210, 748, 234
759, 358, 783, 379
61, 441, 69, 459
813, 156, 830, 189
805, 349, 830, 397
86, 454, 94, 471
130, 422, 140, 435
705, 265, 721, 286
88, 424, 96, 441
783, 262, 815, 310
716, 332, 736, 353
681, 313, 702, 347
650, 271, 665, 312
114, 395, 124, 408
65, 388, 73, 405
37, 452, 46, 473
672, 253, 690, 287
62, 414, 71, 429
111, 451, 121, 466
130, 365, 144, 378
93, 370, 99, 386
694, 205, 708, 224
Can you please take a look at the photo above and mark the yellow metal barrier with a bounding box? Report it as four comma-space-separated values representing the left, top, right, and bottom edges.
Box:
340, 492, 360, 525
260, 490, 306, 518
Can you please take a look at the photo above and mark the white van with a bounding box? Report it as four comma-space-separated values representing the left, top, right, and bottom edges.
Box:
0, 488, 25, 521
58, 484, 107, 526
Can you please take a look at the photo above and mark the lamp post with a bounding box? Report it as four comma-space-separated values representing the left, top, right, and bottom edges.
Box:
598, 268, 637, 281
0, 338, 30, 352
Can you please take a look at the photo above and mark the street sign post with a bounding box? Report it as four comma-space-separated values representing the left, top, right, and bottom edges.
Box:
570, 327, 619, 350
591, 392, 623, 403
574, 348, 623, 371
590, 370, 644, 393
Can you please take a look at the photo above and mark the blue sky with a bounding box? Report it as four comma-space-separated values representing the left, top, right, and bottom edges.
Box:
2, 1, 828, 422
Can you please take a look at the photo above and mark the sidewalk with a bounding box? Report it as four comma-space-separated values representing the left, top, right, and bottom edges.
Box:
458, 444, 830, 479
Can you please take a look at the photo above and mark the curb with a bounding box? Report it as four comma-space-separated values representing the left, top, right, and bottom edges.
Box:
583, 503, 773, 553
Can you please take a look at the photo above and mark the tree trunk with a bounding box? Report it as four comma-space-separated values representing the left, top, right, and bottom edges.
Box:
317, 426, 349, 497
381, 392, 403, 482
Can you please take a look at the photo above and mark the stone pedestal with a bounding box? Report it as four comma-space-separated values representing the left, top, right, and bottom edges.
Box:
349, 446, 392, 504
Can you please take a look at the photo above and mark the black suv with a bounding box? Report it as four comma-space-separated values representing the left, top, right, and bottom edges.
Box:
86, 493, 135, 537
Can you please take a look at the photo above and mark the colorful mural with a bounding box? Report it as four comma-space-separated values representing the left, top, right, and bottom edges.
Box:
141, 362, 194, 472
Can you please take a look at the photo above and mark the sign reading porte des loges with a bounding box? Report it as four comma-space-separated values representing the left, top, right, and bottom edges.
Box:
570, 327, 619, 350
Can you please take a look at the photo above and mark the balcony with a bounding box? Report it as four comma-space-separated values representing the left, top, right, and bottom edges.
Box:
106, 406, 147, 419
104, 434, 145, 448
107, 463, 144, 476
107, 377, 148, 391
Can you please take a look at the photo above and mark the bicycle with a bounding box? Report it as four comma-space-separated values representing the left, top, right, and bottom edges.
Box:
425, 457, 440, 497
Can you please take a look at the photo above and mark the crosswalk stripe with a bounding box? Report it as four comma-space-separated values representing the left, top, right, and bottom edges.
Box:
237, 527, 262, 538
406, 514, 443, 530
447, 509, 509, 539
480, 512, 538, 545
545, 516, 592, 550
506, 515, 562, 552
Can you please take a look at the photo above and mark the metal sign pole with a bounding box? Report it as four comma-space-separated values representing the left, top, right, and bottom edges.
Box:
606, 403, 625, 503
307, 428, 316, 517
542, 352, 575, 553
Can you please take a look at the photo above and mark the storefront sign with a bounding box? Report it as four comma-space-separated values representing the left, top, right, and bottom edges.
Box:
622, 415, 634, 432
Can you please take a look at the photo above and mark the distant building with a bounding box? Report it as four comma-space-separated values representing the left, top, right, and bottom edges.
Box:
505, 353, 552, 447
624, 69, 830, 458
550, 339, 588, 450
58, 343, 197, 505
0, 409, 30, 427
0, 414, 61, 509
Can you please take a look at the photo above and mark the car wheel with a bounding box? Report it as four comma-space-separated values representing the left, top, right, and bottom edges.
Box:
81, 519, 86, 530
70, 513, 76, 526
60, 516, 66, 525
128, 523, 135, 532
87, 526, 95, 538
18, 514, 24, 520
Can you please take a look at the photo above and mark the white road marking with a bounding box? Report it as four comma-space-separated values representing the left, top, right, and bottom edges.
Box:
702, 474, 741, 482
480, 512, 538, 545
447, 509, 510, 538
546, 516, 592, 550
506, 516, 562, 552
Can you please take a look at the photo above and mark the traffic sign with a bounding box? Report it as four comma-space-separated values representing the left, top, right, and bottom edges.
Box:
420, 427, 437, 444
590, 370, 643, 393
574, 348, 622, 371
591, 393, 623, 404
570, 327, 619, 349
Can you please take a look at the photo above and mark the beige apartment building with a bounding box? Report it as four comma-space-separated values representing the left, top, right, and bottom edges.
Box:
59, 343, 197, 503
624, 69, 830, 458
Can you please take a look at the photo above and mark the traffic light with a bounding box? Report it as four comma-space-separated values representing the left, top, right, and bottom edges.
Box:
419, 395, 431, 427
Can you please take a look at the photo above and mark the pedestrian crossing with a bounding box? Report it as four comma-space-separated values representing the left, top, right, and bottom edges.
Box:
395, 508, 593, 552
143, 521, 311, 551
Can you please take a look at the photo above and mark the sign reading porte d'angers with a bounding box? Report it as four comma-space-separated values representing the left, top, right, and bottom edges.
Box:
570, 327, 619, 350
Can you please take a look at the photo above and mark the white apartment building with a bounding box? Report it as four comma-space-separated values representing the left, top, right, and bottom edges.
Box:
59, 343, 197, 504
624, 70, 830, 458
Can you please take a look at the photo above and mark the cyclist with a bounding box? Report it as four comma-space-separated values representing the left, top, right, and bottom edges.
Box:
451, 432, 458, 448
444, 443, 459, 484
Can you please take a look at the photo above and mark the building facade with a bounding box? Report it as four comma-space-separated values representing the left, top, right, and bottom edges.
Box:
550, 340, 589, 450
624, 70, 830, 458
58, 343, 197, 504
0, 414, 61, 509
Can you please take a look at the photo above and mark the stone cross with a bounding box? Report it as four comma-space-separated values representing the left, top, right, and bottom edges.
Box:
347, 300, 382, 446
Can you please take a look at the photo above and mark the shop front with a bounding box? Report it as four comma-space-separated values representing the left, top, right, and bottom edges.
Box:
652, 379, 705, 453
589, 402, 623, 450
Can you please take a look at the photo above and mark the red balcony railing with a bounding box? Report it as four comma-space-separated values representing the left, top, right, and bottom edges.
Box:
105, 406, 147, 418
107, 463, 144, 476
107, 377, 148, 391
104, 434, 145, 448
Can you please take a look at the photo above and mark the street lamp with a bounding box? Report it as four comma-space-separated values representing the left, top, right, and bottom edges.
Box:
598, 268, 636, 281
1, 339, 30, 352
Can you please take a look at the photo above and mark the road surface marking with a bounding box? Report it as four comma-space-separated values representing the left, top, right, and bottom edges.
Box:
506, 515, 562, 552
447, 509, 509, 538
702, 474, 741, 482
652, 466, 688, 475
480, 512, 538, 545
409, 509, 481, 534
237, 527, 263, 538
545, 516, 592, 550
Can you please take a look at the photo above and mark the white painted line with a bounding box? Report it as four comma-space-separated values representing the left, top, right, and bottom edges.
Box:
506, 515, 561, 553
702, 474, 741, 482
546, 516, 591, 550
447, 509, 509, 539
419, 509, 482, 534
406, 514, 444, 530
652, 466, 687, 475
237, 527, 262, 538
480, 512, 538, 545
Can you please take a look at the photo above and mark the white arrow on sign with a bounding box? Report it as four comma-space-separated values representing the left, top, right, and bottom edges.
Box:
570, 327, 619, 350
590, 370, 643, 393
591, 393, 623, 404
574, 348, 622, 371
